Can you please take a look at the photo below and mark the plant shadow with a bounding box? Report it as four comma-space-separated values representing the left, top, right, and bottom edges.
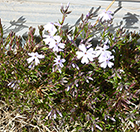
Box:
3, 16, 28, 36
123, 12, 139, 29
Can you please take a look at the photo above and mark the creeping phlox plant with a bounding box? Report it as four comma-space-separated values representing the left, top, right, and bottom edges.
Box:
0, 2, 140, 132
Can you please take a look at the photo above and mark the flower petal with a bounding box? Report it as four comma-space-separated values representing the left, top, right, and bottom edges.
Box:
81, 56, 89, 64
38, 54, 45, 59
79, 44, 86, 52
76, 51, 84, 59
61, 58, 66, 63
28, 52, 35, 56
27, 57, 34, 64
44, 22, 57, 36
59, 43, 65, 48
108, 61, 114, 68
35, 58, 40, 65
54, 36, 61, 42
100, 61, 107, 68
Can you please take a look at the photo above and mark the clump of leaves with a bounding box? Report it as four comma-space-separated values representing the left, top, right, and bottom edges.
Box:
0, 3, 140, 132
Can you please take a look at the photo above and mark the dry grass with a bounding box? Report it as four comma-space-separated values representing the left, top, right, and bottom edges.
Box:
0, 98, 139, 132
0, 100, 53, 132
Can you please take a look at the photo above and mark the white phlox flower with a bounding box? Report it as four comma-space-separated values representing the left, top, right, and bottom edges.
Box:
54, 55, 65, 67
27, 52, 45, 68
95, 44, 111, 57
53, 55, 66, 73
98, 10, 113, 22
76, 44, 95, 64
44, 22, 57, 36
43, 23, 65, 52
43, 34, 60, 45
43, 22, 60, 47
98, 53, 114, 68
94, 44, 114, 68
48, 37, 65, 52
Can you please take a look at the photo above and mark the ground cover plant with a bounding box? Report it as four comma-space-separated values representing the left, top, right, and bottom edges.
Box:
0, 2, 140, 132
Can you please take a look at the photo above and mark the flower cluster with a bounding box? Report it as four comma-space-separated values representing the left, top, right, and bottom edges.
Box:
27, 23, 114, 70
76, 43, 114, 68
43, 22, 65, 52
43, 23, 66, 73
26, 9, 115, 70
26, 23, 66, 72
